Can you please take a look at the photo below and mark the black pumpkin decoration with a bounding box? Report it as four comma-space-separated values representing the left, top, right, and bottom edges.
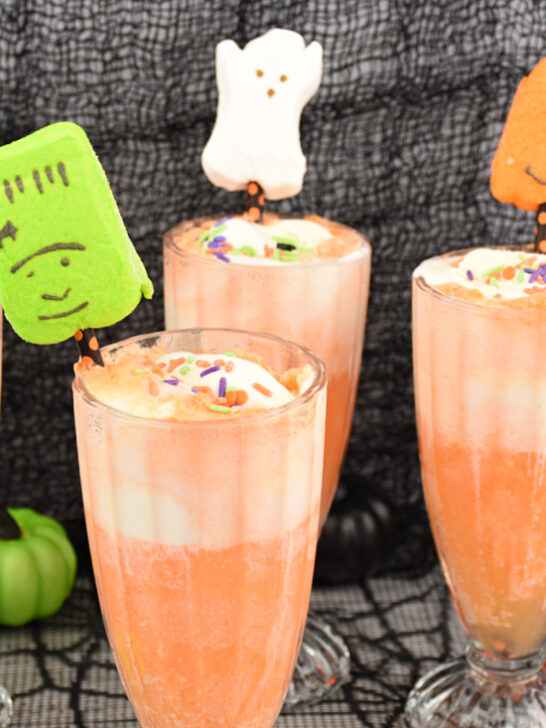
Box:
314, 474, 398, 585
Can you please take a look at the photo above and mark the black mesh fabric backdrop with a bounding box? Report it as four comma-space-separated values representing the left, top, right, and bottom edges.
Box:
0, 0, 543, 571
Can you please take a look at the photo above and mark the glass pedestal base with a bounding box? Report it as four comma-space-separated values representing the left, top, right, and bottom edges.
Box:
283, 612, 350, 710
0, 685, 12, 728
405, 647, 546, 728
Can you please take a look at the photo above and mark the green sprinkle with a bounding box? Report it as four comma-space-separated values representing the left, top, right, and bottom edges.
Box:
186, 355, 195, 363
197, 230, 214, 245
517, 268, 525, 283
212, 223, 227, 235
229, 248, 243, 255
223, 351, 235, 357
209, 404, 231, 413
179, 364, 191, 375
482, 264, 505, 278
226, 385, 237, 392
273, 248, 281, 261
134, 368, 142, 373
238, 245, 256, 256
488, 276, 499, 288
518, 253, 527, 260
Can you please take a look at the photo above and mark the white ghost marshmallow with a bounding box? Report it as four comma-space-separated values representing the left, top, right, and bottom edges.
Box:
201, 28, 323, 200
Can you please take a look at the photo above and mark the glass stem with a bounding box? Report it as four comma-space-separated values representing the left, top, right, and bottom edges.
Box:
466, 642, 545, 685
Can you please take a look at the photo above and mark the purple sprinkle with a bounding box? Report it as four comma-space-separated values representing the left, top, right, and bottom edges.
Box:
213, 235, 227, 242
200, 365, 221, 377
191, 388, 199, 393
207, 241, 227, 249
214, 252, 231, 263
524, 265, 546, 284
163, 379, 179, 386
466, 269, 474, 280
218, 376, 227, 398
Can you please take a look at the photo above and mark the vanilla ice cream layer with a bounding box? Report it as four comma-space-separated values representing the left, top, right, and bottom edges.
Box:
77, 347, 322, 548
414, 248, 546, 300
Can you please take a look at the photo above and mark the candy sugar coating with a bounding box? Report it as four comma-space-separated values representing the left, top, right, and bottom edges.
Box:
0, 122, 153, 344
201, 29, 323, 200
491, 58, 546, 212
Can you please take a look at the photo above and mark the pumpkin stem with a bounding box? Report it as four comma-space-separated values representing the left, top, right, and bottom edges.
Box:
0, 508, 21, 540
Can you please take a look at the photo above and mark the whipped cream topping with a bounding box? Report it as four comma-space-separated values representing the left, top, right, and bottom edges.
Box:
198, 216, 340, 265
414, 248, 546, 300
154, 350, 296, 410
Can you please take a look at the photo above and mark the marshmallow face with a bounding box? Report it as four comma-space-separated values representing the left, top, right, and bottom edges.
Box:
201, 29, 323, 200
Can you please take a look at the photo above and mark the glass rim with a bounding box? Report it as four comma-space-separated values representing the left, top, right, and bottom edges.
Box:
72, 326, 327, 428
162, 212, 371, 271
413, 244, 546, 316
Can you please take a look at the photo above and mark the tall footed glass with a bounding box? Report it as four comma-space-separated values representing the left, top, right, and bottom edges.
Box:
163, 216, 371, 705
407, 249, 546, 728
73, 328, 326, 728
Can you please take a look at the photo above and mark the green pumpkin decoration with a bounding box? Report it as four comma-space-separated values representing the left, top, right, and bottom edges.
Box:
0, 507, 77, 626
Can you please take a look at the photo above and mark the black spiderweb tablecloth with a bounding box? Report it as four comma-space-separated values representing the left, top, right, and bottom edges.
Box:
1, 570, 464, 728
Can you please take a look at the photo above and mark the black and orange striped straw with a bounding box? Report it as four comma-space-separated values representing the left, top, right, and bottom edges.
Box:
534, 202, 546, 253
74, 328, 104, 367
246, 181, 265, 222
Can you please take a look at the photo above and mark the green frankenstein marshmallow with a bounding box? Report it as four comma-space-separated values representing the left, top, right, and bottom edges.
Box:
0, 122, 153, 345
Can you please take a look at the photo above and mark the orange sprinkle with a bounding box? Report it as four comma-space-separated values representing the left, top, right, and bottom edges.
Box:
247, 206, 260, 220
213, 359, 225, 367
247, 181, 259, 195
80, 355, 94, 370
502, 266, 515, 280
253, 382, 272, 397
88, 336, 99, 351
235, 389, 248, 405
74, 330, 83, 341
539, 211, 546, 225
225, 361, 234, 373
157, 361, 167, 368
226, 390, 237, 406
264, 244, 273, 258
167, 357, 186, 373
148, 380, 159, 396
195, 359, 211, 368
